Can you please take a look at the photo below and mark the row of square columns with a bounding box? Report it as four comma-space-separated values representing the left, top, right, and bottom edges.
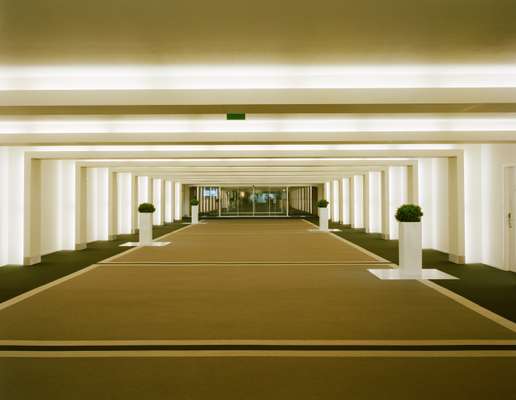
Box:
325, 165, 420, 237
22, 159, 463, 265
73, 168, 181, 251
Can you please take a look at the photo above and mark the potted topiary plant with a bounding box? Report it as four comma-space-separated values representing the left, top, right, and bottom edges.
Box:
395, 204, 423, 277
317, 199, 329, 231
138, 203, 155, 245
190, 198, 200, 224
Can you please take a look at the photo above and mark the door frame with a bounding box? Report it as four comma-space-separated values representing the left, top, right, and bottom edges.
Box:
503, 165, 516, 271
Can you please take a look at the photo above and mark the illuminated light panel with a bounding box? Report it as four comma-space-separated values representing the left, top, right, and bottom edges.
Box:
1, 115, 516, 134
27, 144, 457, 153
1, 65, 516, 90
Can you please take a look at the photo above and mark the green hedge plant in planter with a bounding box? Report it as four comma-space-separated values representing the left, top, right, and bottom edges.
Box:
317, 199, 329, 208
317, 199, 329, 231
396, 204, 423, 277
138, 203, 156, 213
395, 204, 423, 222
190, 199, 200, 206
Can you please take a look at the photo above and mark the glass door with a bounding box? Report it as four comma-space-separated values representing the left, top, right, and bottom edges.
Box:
254, 187, 270, 215
238, 187, 254, 215
221, 187, 238, 216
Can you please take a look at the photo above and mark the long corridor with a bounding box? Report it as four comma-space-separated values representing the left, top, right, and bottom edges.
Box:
0, 219, 515, 399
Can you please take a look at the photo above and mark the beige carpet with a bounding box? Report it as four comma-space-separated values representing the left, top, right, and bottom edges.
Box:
0, 264, 514, 341
1, 355, 515, 400
110, 219, 385, 264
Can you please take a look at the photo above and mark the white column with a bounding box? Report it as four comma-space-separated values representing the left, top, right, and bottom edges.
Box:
24, 157, 42, 265
147, 177, 154, 204
75, 166, 88, 249
174, 182, 182, 221
388, 166, 408, 240
164, 179, 174, 223
108, 170, 118, 240
131, 174, 139, 233
407, 163, 420, 204
363, 173, 370, 232
332, 179, 339, 222
381, 168, 391, 239
368, 171, 382, 233
349, 176, 355, 228
353, 175, 364, 229
341, 178, 351, 225
448, 156, 465, 264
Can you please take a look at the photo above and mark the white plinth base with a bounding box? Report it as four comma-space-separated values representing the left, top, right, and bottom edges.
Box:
308, 228, 342, 232
368, 268, 458, 280
120, 242, 170, 247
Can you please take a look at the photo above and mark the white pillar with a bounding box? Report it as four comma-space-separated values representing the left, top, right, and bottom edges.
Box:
349, 176, 355, 228
368, 171, 382, 233
75, 166, 88, 249
108, 170, 118, 240
164, 179, 174, 223
407, 163, 420, 204
448, 156, 465, 264
24, 157, 41, 265
131, 174, 139, 233
353, 175, 364, 229
147, 177, 154, 205
174, 182, 182, 221
381, 168, 391, 239
332, 179, 339, 222
363, 173, 370, 232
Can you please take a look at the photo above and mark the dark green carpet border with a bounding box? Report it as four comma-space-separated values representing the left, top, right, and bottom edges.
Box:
305, 217, 516, 323
0, 223, 185, 304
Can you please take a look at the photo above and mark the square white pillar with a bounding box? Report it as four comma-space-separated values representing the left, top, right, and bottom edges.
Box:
108, 170, 118, 240
75, 166, 88, 250
23, 157, 42, 265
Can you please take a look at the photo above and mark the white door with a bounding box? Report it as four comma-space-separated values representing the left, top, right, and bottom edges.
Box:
510, 185, 516, 271
505, 167, 516, 272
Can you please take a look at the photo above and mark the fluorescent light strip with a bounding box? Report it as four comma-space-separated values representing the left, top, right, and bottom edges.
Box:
30, 144, 455, 152
2, 115, 516, 134
1, 65, 516, 90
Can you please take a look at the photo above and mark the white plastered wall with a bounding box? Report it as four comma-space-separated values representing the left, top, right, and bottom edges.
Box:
0, 148, 8, 265
480, 143, 516, 269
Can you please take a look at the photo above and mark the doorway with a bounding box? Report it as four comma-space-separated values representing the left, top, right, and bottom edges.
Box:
504, 166, 516, 272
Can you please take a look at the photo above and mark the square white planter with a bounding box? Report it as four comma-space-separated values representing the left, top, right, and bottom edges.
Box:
139, 212, 153, 245
398, 221, 422, 277
319, 207, 329, 231
191, 205, 199, 224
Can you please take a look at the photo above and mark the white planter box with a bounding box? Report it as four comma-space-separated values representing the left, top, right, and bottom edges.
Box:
139, 212, 153, 245
319, 207, 329, 231
398, 222, 422, 277
191, 205, 199, 224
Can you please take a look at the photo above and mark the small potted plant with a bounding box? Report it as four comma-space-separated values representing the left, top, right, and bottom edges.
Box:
190, 198, 200, 224
317, 199, 329, 231
138, 203, 155, 245
395, 204, 423, 277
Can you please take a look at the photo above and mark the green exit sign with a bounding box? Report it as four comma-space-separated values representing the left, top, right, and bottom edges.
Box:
226, 113, 246, 120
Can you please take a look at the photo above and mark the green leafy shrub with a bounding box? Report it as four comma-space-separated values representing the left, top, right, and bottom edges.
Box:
317, 199, 329, 208
395, 204, 423, 222
138, 203, 155, 213
190, 198, 200, 206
